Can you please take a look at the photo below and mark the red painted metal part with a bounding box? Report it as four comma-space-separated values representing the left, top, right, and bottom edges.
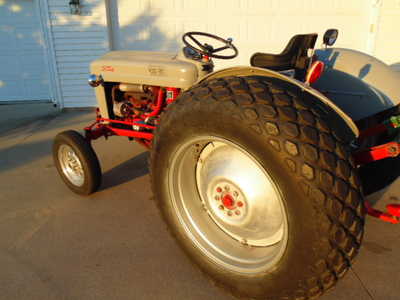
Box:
222, 194, 235, 210
306, 61, 324, 84
358, 123, 388, 139
353, 142, 400, 165
83, 109, 156, 149
358, 115, 400, 139
364, 201, 400, 224
387, 204, 400, 217
143, 87, 165, 118
97, 117, 155, 130
106, 126, 153, 140
166, 87, 180, 104
85, 121, 153, 142
82, 86, 183, 149
353, 115, 400, 223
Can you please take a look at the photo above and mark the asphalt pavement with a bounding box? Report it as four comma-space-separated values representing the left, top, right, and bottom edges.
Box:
0, 104, 399, 300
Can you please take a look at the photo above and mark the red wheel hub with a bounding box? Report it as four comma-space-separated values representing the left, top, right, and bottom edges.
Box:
222, 194, 235, 210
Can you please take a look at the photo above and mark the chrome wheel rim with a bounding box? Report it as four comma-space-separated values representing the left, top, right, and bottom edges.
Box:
58, 144, 84, 187
168, 136, 288, 274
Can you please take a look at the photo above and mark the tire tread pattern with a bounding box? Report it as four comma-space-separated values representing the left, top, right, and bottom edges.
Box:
150, 76, 365, 300
53, 130, 101, 195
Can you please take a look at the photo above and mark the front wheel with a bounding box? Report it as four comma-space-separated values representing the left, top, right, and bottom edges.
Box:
150, 76, 365, 299
53, 130, 101, 195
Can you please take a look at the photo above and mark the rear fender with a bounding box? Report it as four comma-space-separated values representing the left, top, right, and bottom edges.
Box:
198, 66, 359, 140
314, 48, 400, 121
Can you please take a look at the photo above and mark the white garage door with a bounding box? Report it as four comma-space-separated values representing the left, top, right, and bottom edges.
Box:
0, 0, 50, 101
108, 0, 371, 70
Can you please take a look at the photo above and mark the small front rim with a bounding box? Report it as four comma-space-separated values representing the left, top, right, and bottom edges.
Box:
168, 136, 288, 274
58, 144, 84, 187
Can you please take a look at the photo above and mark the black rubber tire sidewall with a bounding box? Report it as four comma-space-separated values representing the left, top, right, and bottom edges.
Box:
150, 76, 365, 300
53, 130, 101, 195
153, 121, 324, 298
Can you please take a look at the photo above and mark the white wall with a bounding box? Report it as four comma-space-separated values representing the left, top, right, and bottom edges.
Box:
375, 0, 400, 66
110, 0, 373, 71
45, 0, 400, 107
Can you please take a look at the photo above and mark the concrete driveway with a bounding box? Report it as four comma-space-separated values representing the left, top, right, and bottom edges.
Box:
0, 105, 399, 300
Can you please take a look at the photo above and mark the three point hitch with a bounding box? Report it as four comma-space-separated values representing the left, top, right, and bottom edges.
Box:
354, 115, 400, 224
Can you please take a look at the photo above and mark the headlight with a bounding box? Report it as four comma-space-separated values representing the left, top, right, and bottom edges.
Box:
88, 74, 103, 87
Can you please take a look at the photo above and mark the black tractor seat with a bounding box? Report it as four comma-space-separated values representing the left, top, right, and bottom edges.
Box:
250, 33, 318, 73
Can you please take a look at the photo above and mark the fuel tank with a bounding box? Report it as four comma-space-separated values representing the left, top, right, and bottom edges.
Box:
314, 48, 400, 121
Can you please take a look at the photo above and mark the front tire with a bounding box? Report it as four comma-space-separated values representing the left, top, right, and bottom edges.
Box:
53, 130, 101, 195
150, 76, 365, 299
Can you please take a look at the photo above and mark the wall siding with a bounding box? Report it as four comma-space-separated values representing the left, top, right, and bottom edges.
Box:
111, 0, 372, 71
45, 0, 399, 108
47, 0, 109, 107
375, 0, 400, 65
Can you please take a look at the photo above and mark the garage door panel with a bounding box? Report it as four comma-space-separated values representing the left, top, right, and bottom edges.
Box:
1, 1, 37, 22
0, 26, 18, 49
0, 55, 19, 76
26, 79, 51, 98
15, 28, 45, 48
21, 65, 48, 78
0, 0, 50, 101
0, 53, 48, 84
20, 51, 47, 64
0, 80, 24, 100
0, 79, 50, 101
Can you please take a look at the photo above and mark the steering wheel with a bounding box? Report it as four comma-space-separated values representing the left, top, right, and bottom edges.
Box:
182, 32, 238, 60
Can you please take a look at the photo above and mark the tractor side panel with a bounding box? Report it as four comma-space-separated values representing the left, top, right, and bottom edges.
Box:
94, 86, 110, 120
314, 48, 400, 121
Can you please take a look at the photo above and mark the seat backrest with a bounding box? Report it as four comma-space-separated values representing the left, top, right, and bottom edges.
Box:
250, 33, 318, 72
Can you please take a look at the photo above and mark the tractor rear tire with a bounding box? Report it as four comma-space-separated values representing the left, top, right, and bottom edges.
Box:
150, 76, 365, 300
53, 130, 101, 195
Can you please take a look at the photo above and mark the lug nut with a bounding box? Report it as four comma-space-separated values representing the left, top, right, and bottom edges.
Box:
233, 191, 239, 197
219, 205, 224, 210
227, 211, 233, 216
224, 185, 230, 191
235, 210, 241, 216
216, 187, 222, 193
237, 201, 244, 207
214, 195, 220, 201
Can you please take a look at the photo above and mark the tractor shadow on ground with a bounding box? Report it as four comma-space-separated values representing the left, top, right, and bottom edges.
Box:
359, 156, 400, 201
100, 151, 149, 191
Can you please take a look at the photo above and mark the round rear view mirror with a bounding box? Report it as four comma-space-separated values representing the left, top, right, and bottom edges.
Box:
323, 29, 338, 46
